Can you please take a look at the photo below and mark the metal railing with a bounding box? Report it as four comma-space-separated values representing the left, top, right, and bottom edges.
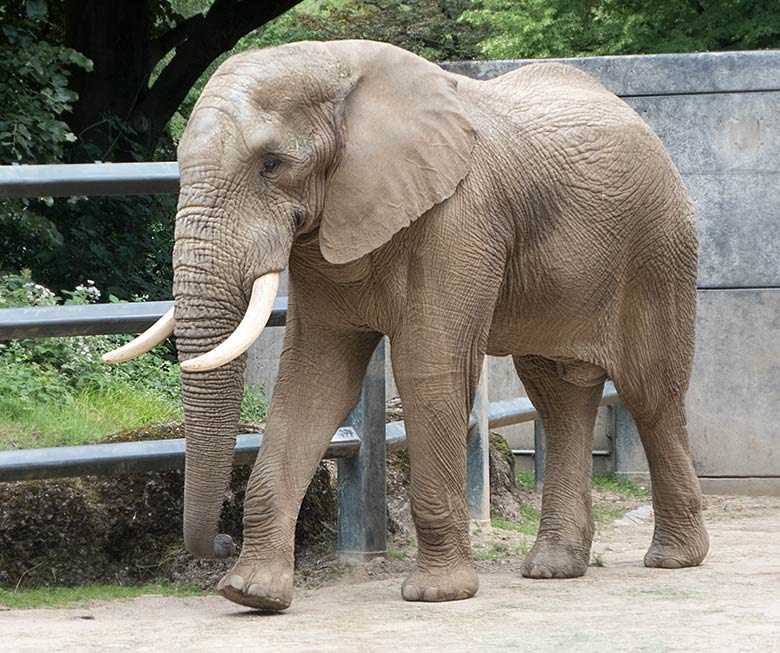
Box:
0, 162, 629, 558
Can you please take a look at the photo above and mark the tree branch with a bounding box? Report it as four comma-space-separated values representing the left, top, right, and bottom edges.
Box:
133, 0, 302, 152
147, 13, 206, 72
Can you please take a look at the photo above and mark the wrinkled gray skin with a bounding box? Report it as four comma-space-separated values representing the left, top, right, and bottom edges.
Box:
173, 40, 708, 610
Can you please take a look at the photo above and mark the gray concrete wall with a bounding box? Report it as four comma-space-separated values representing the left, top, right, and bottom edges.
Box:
246, 51, 780, 488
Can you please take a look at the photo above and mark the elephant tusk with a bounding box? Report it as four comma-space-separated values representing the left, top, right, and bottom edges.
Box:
179, 272, 280, 373
102, 307, 176, 364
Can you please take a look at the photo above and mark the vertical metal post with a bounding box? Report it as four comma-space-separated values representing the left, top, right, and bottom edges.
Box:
466, 359, 491, 524
336, 339, 387, 558
533, 419, 546, 491
612, 402, 650, 481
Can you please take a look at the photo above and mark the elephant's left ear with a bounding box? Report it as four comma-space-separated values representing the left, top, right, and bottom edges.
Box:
319, 41, 476, 265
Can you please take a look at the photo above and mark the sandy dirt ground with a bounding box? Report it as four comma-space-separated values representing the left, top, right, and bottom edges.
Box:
2, 495, 779, 652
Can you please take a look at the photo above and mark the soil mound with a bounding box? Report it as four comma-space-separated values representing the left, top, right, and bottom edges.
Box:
0, 417, 522, 589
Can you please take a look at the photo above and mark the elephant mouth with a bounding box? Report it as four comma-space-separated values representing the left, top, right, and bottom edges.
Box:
101, 271, 280, 371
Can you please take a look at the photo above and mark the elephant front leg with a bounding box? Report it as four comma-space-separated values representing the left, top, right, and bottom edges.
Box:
218, 328, 381, 610
391, 340, 484, 603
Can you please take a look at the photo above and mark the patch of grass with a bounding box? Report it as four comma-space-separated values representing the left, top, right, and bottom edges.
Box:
0, 384, 182, 450
387, 547, 408, 560
592, 474, 650, 497
0, 383, 269, 451
240, 384, 268, 423
515, 470, 535, 492
472, 540, 530, 561
590, 552, 606, 567
0, 583, 206, 610
491, 506, 540, 537
514, 471, 650, 498
593, 505, 627, 530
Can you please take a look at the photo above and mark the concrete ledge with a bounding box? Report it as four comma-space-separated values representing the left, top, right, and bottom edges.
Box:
442, 50, 780, 95
700, 477, 780, 497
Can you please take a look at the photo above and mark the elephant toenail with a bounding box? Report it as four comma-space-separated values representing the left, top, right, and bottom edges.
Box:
401, 585, 420, 601
422, 587, 445, 602
223, 575, 244, 591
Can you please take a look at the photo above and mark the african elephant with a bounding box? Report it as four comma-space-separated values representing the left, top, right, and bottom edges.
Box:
104, 39, 708, 610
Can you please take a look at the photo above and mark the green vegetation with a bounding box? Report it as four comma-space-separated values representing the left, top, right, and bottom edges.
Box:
386, 547, 408, 560
515, 470, 649, 497
592, 474, 650, 497
472, 540, 530, 561
0, 271, 268, 450
593, 505, 627, 529
515, 470, 536, 492
0, 385, 182, 450
0, 583, 206, 610
492, 508, 540, 537
463, 0, 780, 60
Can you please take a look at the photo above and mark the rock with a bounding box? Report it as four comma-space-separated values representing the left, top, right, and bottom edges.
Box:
613, 505, 654, 526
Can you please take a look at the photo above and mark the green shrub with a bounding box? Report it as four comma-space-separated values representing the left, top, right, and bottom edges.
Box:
0, 271, 268, 449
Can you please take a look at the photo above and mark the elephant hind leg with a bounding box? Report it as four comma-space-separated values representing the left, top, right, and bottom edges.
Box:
513, 355, 604, 579
620, 395, 709, 568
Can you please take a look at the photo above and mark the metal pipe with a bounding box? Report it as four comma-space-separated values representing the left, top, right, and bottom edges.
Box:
513, 449, 612, 457
0, 298, 288, 341
0, 383, 622, 481
0, 427, 359, 482
0, 162, 179, 198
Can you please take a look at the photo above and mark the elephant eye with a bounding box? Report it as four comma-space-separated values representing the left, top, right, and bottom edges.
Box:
260, 157, 282, 178
292, 209, 304, 230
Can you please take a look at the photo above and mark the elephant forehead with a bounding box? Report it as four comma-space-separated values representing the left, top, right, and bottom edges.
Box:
212, 45, 342, 104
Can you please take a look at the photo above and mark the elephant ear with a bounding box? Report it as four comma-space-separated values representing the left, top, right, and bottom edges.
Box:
320, 41, 476, 265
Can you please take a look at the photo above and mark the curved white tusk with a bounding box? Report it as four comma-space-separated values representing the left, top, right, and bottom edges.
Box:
179, 272, 280, 373
102, 307, 175, 364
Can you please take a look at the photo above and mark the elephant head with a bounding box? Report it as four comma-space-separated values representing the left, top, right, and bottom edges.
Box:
103, 40, 475, 559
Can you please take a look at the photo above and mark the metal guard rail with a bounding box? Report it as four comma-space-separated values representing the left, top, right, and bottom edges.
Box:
0, 384, 618, 483
0, 298, 287, 340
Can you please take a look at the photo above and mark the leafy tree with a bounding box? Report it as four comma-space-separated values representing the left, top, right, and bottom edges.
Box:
0, 2, 91, 272
62, 0, 302, 161
254, 0, 492, 61
0, 0, 304, 298
462, 0, 780, 59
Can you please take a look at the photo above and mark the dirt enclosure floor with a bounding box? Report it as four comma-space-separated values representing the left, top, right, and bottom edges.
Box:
2, 495, 779, 652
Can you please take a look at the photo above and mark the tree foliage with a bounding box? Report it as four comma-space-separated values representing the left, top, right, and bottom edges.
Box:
255, 0, 492, 61
63, 0, 301, 160
0, 2, 92, 274
1, 0, 301, 299
463, 0, 780, 59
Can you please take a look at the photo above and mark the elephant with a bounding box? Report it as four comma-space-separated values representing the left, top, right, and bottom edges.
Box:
104, 39, 709, 610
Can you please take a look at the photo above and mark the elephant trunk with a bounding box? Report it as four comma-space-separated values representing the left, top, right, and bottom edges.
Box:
172, 204, 292, 559
176, 288, 247, 559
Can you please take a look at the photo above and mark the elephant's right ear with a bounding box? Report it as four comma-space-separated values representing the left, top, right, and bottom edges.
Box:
319, 41, 476, 265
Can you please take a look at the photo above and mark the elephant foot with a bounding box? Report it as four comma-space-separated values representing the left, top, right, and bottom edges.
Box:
644, 517, 709, 569
401, 564, 479, 602
521, 536, 590, 579
217, 557, 293, 611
